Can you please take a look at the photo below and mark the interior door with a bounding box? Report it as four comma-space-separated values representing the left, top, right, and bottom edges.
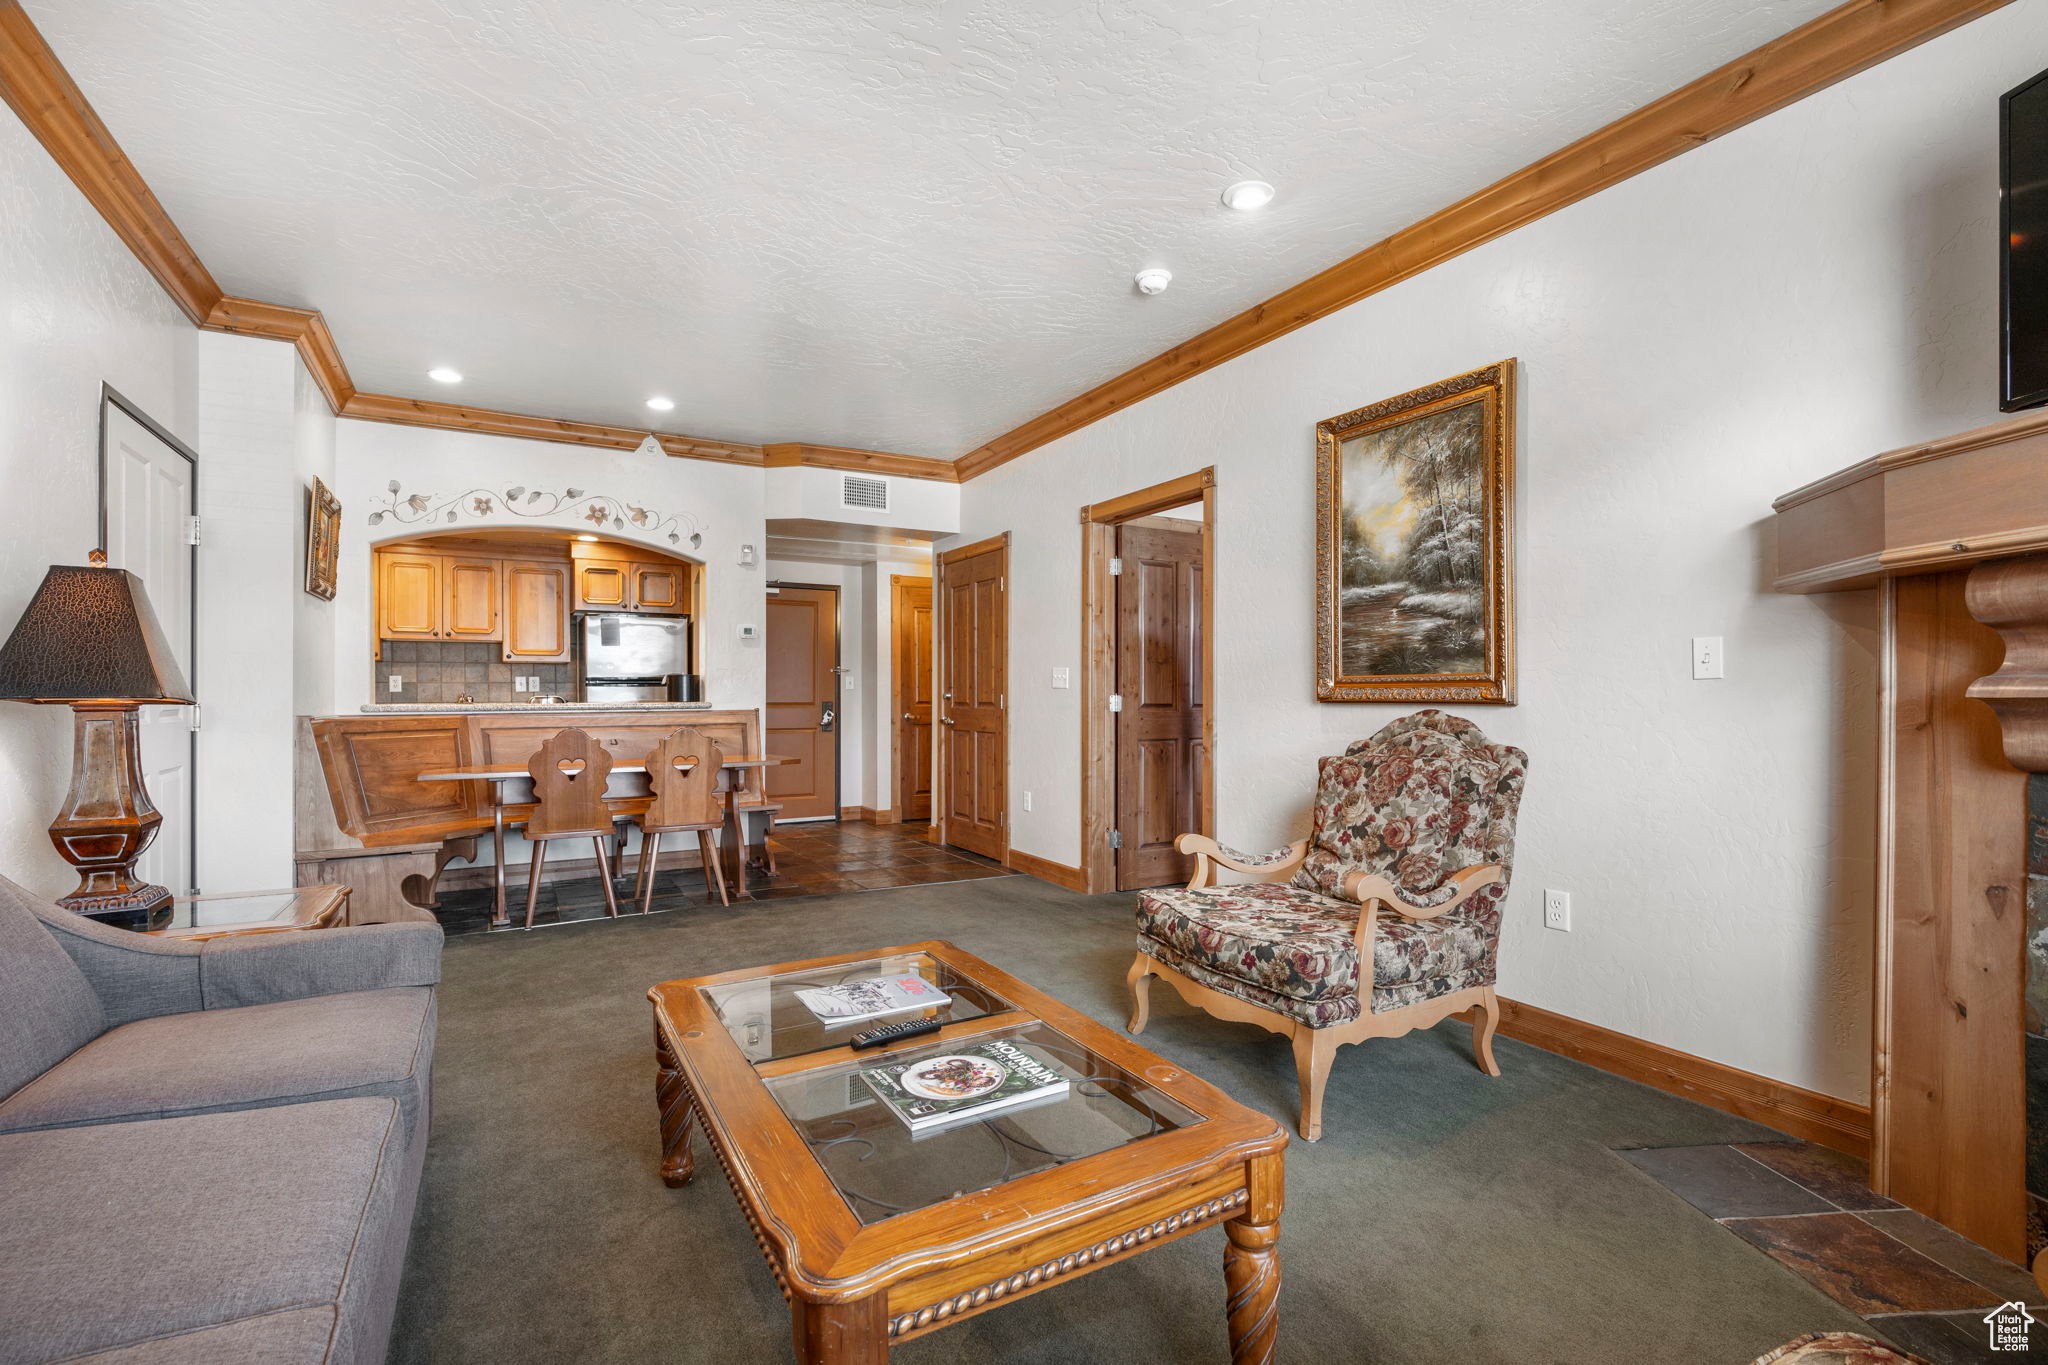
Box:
1115, 522, 1203, 889
764, 585, 839, 821
939, 540, 1006, 859
893, 576, 934, 822
100, 402, 195, 897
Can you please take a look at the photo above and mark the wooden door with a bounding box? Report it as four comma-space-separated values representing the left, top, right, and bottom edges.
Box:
444, 558, 501, 639
892, 575, 934, 822
378, 552, 443, 639
575, 560, 629, 611
1115, 523, 1202, 889
502, 562, 570, 661
939, 539, 1006, 859
764, 585, 839, 821
631, 562, 684, 613
101, 403, 196, 898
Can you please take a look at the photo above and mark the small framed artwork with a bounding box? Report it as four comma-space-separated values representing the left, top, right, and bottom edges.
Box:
304, 476, 342, 601
1314, 359, 1516, 704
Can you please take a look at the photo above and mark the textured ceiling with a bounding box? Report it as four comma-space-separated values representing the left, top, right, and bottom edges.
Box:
30, 1, 1838, 460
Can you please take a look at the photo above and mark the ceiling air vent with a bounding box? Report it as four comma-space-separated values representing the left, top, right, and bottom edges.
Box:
840, 474, 890, 512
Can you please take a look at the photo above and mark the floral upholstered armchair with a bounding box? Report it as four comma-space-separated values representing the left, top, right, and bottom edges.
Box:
1126, 710, 1528, 1141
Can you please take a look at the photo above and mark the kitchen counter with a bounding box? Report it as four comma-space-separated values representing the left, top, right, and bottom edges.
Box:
358, 701, 719, 714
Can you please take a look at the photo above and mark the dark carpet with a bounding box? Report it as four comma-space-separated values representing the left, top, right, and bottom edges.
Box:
390, 875, 1868, 1364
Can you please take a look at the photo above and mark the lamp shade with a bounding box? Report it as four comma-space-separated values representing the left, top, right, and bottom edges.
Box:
0, 564, 192, 703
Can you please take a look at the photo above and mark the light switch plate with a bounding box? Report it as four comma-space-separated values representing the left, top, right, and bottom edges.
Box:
1692, 636, 1724, 680
1051, 667, 1071, 689
1022, 790, 1034, 812
388, 674, 403, 694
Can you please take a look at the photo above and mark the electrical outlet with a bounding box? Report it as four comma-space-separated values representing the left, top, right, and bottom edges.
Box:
1544, 889, 1571, 932
1692, 636, 1724, 680
513, 676, 527, 693
387, 674, 403, 694
1050, 667, 1071, 689
1022, 790, 1034, 812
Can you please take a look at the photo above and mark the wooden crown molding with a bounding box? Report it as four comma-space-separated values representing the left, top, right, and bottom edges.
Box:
762, 442, 961, 482
204, 296, 355, 409
955, 0, 2011, 479
0, 1, 221, 326
1497, 996, 1873, 1158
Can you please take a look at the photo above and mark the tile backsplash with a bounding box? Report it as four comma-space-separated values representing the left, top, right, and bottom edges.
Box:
376, 641, 572, 704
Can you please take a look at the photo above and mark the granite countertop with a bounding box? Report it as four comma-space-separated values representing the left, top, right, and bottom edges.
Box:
358, 701, 719, 714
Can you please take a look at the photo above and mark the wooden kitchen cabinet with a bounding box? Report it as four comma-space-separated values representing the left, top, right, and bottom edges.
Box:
571, 555, 689, 615
574, 561, 631, 611
445, 558, 501, 639
631, 562, 683, 611
377, 553, 444, 640
503, 562, 571, 662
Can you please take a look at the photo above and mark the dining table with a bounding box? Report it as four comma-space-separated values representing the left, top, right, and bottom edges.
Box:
416, 753, 796, 926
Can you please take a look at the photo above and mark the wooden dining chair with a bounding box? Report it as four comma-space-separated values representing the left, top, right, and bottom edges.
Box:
633, 727, 730, 912
522, 728, 621, 929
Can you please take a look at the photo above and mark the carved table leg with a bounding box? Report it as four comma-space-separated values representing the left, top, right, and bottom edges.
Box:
1224, 1155, 1283, 1364
791, 1295, 888, 1364
655, 1021, 696, 1187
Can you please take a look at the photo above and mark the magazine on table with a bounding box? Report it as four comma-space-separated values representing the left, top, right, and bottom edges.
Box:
859, 1038, 1070, 1133
793, 973, 951, 1026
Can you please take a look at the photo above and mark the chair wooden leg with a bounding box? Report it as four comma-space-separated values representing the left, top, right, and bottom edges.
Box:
1470, 987, 1502, 1077
633, 829, 650, 901
522, 839, 547, 930
698, 830, 729, 906
1125, 955, 1156, 1034
637, 832, 663, 914
1290, 1028, 1336, 1144
593, 838, 621, 919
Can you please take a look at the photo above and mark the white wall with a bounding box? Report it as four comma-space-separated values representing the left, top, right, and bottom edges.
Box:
765, 465, 959, 537
954, 7, 2047, 1104
0, 109, 198, 899
292, 360, 338, 718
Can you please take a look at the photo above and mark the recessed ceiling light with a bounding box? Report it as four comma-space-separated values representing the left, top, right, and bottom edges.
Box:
1220, 180, 1275, 212
427, 367, 463, 383
645, 396, 675, 412
1134, 268, 1173, 296
576, 534, 600, 542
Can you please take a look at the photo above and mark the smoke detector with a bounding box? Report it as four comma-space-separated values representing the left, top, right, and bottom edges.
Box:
1134, 268, 1173, 296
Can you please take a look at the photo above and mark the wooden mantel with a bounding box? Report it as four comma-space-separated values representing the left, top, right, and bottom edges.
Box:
1770, 407, 2048, 1267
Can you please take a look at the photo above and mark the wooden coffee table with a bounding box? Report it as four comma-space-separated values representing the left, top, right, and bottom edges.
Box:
648, 940, 1287, 1363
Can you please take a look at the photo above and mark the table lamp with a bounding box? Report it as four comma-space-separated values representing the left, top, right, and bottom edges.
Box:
0, 552, 193, 927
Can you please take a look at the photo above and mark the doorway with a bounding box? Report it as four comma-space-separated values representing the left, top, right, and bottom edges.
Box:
936, 534, 1007, 860
763, 583, 840, 821
1081, 470, 1215, 893
891, 574, 934, 822
97, 387, 199, 897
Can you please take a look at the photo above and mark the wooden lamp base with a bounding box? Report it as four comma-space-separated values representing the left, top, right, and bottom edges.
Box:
49, 702, 172, 930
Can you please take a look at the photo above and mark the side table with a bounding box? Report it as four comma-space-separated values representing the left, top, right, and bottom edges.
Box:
140, 884, 351, 940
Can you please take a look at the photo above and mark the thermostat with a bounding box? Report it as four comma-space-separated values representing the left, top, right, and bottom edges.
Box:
737, 623, 760, 641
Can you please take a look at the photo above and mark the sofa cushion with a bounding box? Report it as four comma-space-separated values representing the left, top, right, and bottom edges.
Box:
0, 875, 106, 1102
0, 1099, 413, 1365
63, 1310, 341, 1364
0, 988, 433, 1139
1137, 882, 1502, 1019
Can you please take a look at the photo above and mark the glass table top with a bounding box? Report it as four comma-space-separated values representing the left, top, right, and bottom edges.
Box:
760, 1019, 1202, 1226
699, 951, 1012, 1065
148, 887, 341, 936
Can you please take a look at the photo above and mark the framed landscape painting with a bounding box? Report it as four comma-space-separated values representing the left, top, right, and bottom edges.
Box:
1314, 359, 1516, 704
304, 476, 341, 601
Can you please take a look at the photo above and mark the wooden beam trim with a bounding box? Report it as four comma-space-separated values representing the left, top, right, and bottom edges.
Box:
203, 295, 356, 409
763, 442, 959, 483
1080, 468, 1214, 525
955, 0, 2011, 480
938, 531, 1010, 566
0, 1, 222, 326
1497, 996, 1873, 1158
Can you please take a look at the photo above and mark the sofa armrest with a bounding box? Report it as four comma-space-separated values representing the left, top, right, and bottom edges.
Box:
1175, 835, 1308, 890
199, 922, 444, 1009
1343, 864, 1503, 936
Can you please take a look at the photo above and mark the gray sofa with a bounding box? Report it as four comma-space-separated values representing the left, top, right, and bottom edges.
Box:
0, 874, 442, 1365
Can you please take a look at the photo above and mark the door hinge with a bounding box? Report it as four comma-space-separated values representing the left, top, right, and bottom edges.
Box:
1109, 829, 1123, 850
187, 703, 202, 732
1109, 557, 1123, 576
186, 515, 203, 547
1108, 693, 1123, 713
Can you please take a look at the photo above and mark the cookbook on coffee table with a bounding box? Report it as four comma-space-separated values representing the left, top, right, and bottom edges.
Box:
859, 1038, 1070, 1133
794, 973, 951, 1025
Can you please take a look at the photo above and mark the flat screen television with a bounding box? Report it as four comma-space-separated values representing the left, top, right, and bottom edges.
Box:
2002, 66, 2048, 411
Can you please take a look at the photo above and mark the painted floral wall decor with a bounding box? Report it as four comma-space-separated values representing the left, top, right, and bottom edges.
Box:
365, 482, 705, 550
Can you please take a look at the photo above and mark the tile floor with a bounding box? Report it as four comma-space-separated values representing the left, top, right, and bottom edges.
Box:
1622, 1141, 2046, 1361
429, 818, 1015, 935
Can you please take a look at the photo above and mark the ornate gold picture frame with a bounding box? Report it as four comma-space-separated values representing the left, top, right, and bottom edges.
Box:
1314, 359, 1515, 704
304, 476, 341, 601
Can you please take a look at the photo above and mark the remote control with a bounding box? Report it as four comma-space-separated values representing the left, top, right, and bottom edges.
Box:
849, 1017, 943, 1050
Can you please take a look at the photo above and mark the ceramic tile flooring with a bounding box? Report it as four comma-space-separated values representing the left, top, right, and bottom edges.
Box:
1623, 1141, 2046, 1361
430, 819, 1014, 935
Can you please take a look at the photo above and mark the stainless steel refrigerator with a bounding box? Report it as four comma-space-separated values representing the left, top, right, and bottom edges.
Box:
576, 612, 696, 703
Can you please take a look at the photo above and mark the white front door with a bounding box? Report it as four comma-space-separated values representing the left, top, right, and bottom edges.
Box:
101, 403, 196, 897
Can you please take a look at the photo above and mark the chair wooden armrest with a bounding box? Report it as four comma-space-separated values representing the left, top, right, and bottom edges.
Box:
1175, 834, 1310, 890
1342, 864, 1504, 930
